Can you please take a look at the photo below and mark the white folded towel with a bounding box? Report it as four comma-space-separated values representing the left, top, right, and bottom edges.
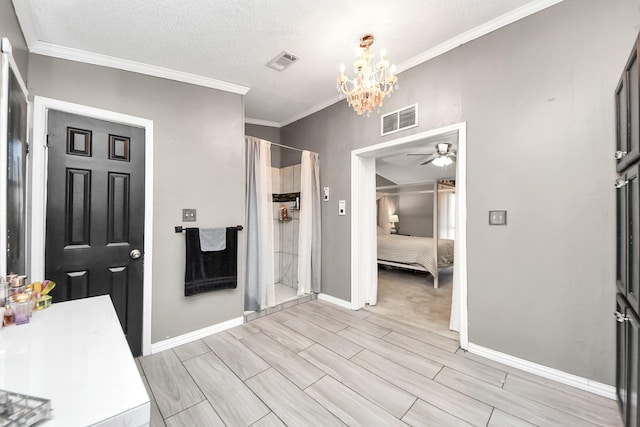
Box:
199, 227, 226, 252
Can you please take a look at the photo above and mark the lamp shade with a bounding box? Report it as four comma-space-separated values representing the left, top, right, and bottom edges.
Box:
389, 214, 399, 223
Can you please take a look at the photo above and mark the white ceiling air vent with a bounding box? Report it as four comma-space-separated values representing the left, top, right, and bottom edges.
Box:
381, 104, 418, 136
266, 51, 300, 71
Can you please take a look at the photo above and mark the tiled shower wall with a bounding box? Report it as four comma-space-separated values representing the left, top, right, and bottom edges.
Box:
272, 164, 301, 289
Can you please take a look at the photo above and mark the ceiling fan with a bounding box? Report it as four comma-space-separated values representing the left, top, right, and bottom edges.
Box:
407, 142, 456, 166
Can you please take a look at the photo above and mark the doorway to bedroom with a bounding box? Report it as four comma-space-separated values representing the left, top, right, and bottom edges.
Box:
350, 122, 468, 348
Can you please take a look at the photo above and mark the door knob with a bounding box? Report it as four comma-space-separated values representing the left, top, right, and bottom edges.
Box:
130, 249, 142, 260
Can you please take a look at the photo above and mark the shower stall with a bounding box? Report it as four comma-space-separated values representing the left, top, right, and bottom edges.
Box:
245, 136, 321, 314
271, 163, 301, 302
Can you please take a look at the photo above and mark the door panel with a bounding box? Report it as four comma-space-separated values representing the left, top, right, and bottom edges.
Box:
630, 166, 640, 313
618, 35, 640, 171
618, 169, 628, 295
616, 163, 640, 313
46, 110, 145, 356
617, 74, 629, 171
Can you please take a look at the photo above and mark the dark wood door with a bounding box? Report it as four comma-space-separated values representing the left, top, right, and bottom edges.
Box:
45, 110, 145, 356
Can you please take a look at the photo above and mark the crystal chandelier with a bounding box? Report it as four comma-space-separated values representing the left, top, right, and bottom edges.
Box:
337, 34, 398, 116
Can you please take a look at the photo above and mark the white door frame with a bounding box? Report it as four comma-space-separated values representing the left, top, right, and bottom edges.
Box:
350, 122, 468, 349
31, 96, 154, 355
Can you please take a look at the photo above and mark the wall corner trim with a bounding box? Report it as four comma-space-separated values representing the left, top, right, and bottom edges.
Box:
467, 343, 616, 400
317, 293, 352, 310
150, 316, 244, 354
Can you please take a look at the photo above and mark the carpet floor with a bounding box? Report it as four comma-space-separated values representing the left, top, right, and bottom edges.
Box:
366, 266, 458, 340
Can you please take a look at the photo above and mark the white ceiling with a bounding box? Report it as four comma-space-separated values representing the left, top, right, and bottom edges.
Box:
12, 0, 561, 126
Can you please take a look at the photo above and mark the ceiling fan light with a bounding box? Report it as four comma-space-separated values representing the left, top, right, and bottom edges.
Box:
432, 157, 446, 167
431, 156, 453, 167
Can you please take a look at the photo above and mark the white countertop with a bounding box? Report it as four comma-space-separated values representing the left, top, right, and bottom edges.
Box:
0, 295, 150, 426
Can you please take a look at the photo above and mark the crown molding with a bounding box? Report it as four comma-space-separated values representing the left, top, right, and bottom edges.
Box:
13, 0, 250, 95
396, 0, 565, 73
245, 117, 281, 128
29, 41, 251, 95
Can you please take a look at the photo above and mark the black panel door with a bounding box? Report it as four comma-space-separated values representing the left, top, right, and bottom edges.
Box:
45, 110, 145, 356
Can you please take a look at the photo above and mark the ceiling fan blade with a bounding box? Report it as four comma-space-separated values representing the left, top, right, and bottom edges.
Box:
420, 157, 437, 165
406, 153, 428, 156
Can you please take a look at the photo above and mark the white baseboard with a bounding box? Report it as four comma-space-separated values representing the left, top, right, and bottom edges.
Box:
317, 293, 352, 310
468, 343, 616, 400
150, 316, 244, 354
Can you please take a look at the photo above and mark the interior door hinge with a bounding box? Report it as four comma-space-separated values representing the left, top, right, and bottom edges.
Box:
45, 133, 49, 148
25, 142, 30, 155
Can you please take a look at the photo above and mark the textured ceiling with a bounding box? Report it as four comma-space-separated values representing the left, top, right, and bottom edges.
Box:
13, 0, 560, 126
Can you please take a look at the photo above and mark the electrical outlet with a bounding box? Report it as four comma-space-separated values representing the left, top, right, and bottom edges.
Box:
489, 210, 507, 225
323, 187, 330, 201
183, 208, 197, 222
338, 200, 346, 216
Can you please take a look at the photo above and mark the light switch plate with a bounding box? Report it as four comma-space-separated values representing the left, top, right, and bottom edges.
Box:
489, 210, 507, 225
183, 208, 197, 222
338, 200, 346, 216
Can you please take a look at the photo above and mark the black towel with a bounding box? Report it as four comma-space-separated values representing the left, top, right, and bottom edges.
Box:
184, 227, 238, 296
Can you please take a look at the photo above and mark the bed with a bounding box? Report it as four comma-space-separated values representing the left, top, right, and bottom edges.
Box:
377, 232, 454, 288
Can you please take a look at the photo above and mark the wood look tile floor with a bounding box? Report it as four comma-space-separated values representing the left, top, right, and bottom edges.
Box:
138, 300, 621, 427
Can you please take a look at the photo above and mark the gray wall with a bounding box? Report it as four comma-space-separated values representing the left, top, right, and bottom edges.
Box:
396, 192, 433, 237
245, 123, 280, 144
28, 55, 245, 344
282, 0, 640, 385
376, 175, 434, 237
0, 0, 28, 80
245, 123, 283, 166
244, 123, 302, 168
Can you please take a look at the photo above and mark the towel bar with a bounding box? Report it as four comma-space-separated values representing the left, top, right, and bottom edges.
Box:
175, 225, 243, 233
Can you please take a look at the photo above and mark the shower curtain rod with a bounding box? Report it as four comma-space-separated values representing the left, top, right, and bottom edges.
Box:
270, 142, 304, 153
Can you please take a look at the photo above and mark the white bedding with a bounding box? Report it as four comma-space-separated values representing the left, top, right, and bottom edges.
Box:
377, 234, 454, 276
